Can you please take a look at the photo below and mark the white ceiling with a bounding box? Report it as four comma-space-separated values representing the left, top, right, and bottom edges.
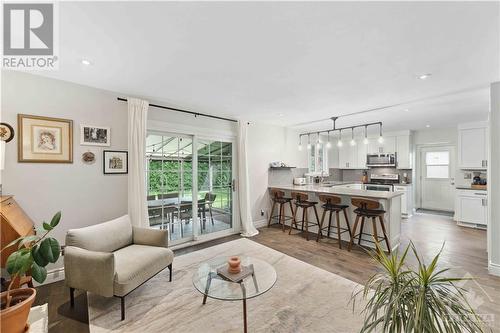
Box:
36, 1, 499, 131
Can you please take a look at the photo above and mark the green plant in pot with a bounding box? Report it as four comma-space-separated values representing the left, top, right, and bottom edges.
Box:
1, 211, 62, 333
351, 242, 488, 333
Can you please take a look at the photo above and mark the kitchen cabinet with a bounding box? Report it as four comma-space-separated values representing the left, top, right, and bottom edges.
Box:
455, 190, 487, 227
394, 185, 413, 217
338, 141, 367, 169
368, 136, 396, 154
396, 135, 412, 169
339, 144, 356, 169
458, 122, 488, 170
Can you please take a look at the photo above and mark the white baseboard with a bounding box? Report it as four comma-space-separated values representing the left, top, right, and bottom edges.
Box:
489, 262, 500, 277
33, 267, 65, 287
253, 219, 268, 229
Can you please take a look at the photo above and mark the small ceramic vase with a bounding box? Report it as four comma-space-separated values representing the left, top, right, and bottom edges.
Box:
227, 256, 241, 274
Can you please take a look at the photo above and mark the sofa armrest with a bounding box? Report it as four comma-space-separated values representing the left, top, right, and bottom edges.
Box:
132, 227, 168, 247
64, 246, 115, 297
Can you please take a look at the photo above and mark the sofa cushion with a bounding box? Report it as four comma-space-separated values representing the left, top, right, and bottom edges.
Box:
66, 215, 133, 252
113, 244, 174, 296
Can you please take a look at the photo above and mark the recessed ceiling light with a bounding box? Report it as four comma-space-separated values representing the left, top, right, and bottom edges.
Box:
81, 59, 92, 66
277, 113, 284, 117
404, 108, 410, 112
426, 124, 431, 128
417, 73, 431, 80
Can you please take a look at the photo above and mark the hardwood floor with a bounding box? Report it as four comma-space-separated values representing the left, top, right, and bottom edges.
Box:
35, 212, 500, 332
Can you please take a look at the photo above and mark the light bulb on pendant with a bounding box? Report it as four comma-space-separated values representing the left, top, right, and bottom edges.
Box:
326, 131, 331, 149
350, 128, 356, 146
363, 125, 369, 144
378, 124, 384, 143
307, 134, 311, 150
317, 132, 321, 144
298, 135, 302, 151
337, 130, 343, 147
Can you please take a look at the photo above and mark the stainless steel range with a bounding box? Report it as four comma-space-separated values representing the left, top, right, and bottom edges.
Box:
366, 174, 399, 192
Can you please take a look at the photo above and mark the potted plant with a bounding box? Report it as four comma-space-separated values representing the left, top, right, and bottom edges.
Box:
351, 242, 488, 333
1, 211, 62, 333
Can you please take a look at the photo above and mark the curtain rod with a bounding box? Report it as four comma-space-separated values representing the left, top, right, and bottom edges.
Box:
117, 97, 238, 123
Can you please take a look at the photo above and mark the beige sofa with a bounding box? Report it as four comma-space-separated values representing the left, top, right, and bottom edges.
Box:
64, 215, 173, 320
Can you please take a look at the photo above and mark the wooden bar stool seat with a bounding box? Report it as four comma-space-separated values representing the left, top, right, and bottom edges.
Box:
316, 194, 352, 248
348, 197, 391, 253
267, 188, 295, 232
289, 191, 320, 241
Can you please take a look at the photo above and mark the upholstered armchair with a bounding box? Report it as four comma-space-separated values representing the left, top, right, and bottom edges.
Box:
64, 215, 173, 320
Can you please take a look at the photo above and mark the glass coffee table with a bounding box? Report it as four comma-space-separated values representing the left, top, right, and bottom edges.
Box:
192, 256, 277, 333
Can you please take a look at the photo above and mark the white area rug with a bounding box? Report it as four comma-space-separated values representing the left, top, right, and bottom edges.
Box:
88, 238, 367, 332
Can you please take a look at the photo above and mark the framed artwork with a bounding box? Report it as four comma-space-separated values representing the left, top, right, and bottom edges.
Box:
18, 114, 73, 163
80, 125, 110, 146
103, 150, 128, 174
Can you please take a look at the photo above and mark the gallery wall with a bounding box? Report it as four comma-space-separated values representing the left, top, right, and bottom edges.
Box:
1, 70, 128, 273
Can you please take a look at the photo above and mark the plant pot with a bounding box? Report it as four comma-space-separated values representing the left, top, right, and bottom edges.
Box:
1, 288, 36, 333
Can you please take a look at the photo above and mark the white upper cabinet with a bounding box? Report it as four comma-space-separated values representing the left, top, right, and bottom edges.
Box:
458, 122, 488, 170
339, 144, 356, 169
396, 134, 412, 169
367, 136, 396, 154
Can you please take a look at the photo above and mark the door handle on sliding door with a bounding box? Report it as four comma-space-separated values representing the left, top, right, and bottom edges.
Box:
232, 179, 236, 192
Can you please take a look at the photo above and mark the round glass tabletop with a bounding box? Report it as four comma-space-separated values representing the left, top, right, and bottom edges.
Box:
192, 256, 277, 301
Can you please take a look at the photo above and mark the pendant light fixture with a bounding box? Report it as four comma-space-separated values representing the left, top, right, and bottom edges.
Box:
298, 116, 383, 150
378, 123, 384, 143
298, 135, 302, 151
363, 125, 369, 145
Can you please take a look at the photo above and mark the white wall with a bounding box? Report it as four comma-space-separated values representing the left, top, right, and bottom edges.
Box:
1, 71, 128, 271
247, 123, 307, 224
489, 82, 500, 276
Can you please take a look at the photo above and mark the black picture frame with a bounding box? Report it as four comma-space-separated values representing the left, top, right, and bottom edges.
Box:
103, 150, 128, 174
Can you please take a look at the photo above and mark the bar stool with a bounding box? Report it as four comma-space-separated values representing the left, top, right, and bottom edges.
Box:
348, 197, 391, 253
316, 194, 352, 249
267, 188, 295, 232
289, 191, 320, 241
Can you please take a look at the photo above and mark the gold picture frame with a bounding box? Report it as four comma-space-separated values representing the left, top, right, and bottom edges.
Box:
18, 114, 73, 163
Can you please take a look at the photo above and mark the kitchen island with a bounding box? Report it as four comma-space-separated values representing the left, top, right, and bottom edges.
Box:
268, 184, 404, 252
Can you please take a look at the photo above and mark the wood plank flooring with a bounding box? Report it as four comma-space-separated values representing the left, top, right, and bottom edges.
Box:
34, 212, 500, 332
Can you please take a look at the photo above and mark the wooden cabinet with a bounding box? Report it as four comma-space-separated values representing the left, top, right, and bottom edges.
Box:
0, 196, 35, 267
455, 190, 487, 227
396, 135, 412, 169
458, 122, 488, 170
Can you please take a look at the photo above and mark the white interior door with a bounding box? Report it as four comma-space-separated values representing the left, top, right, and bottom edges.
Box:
420, 146, 455, 211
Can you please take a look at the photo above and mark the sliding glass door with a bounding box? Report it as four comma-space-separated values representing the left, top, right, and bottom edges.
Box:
146, 132, 236, 245
197, 139, 233, 235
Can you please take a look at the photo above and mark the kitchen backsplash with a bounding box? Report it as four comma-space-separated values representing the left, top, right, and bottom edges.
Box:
268, 167, 412, 185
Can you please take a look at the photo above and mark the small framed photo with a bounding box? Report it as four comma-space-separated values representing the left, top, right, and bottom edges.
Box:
18, 114, 73, 163
103, 150, 128, 174
81, 125, 110, 146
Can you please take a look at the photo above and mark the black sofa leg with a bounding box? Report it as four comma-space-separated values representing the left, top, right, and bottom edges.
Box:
70, 288, 75, 308
168, 263, 173, 282
121, 296, 125, 321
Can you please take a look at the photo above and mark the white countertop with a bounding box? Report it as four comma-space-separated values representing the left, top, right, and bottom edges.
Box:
270, 184, 404, 199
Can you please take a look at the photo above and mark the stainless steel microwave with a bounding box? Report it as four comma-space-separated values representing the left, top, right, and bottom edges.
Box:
366, 153, 397, 167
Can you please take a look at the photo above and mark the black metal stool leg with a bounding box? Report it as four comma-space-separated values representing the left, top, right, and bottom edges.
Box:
358, 217, 365, 246
316, 208, 327, 242
336, 210, 342, 249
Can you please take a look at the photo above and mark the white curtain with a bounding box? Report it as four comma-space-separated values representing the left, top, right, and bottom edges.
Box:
237, 121, 259, 237
127, 98, 149, 227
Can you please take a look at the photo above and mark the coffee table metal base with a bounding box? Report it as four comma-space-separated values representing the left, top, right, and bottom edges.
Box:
201, 267, 258, 333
